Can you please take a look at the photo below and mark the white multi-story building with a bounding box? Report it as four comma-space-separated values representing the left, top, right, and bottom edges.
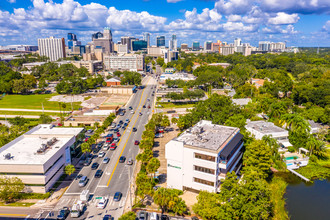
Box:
166, 120, 244, 193
245, 120, 292, 150
0, 124, 84, 193
38, 36, 66, 61
103, 54, 144, 71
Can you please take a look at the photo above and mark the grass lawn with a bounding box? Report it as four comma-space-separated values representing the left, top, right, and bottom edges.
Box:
156, 102, 195, 109
0, 111, 62, 117
0, 94, 81, 110
0, 202, 35, 207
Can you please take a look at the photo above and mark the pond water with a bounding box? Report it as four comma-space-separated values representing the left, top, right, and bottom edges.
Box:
285, 178, 330, 220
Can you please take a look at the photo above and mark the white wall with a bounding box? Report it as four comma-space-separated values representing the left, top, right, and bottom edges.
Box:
165, 140, 184, 190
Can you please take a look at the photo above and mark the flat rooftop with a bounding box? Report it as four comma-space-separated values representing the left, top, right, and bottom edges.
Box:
0, 136, 71, 165
246, 121, 286, 134
29, 124, 84, 136
174, 120, 239, 152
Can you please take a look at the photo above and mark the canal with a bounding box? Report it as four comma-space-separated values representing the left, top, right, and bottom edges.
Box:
285, 178, 330, 220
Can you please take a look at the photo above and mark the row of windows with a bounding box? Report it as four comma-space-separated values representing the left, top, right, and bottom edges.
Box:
193, 177, 214, 187
194, 165, 215, 175
195, 153, 216, 162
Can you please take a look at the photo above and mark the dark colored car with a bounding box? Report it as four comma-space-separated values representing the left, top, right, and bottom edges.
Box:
75, 174, 83, 180
103, 215, 112, 220
93, 147, 100, 154
143, 105, 146, 108
119, 156, 126, 163
114, 128, 119, 133
91, 162, 99, 170
113, 192, 122, 201
95, 169, 103, 178
57, 207, 70, 219
128, 106, 133, 110
134, 140, 139, 145
148, 105, 151, 108
119, 120, 123, 124
161, 215, 169, 220
132, 127, 137, 132
83, 158, 92, 166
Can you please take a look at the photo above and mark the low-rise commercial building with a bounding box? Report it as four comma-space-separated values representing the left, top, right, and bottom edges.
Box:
106, 77, 121, 86
0, 124, 84, 193
245, 120, 292, 150
166, 120, 244, 193
103, 54, 144, 71
159, 73, 196, 83
71, 60, 103, 73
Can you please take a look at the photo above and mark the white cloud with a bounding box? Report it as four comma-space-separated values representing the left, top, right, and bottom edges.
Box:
226, 14, 241, 22
322, 20, 330, 33
215, 0, 255, 15
268, 12, 300, 25
261, 0, 330, 14
262, 24, 298, 34
7, 0, 16, 3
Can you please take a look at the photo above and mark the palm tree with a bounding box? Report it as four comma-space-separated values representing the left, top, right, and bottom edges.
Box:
306, 137, 326, 157
281, 114, 310, 133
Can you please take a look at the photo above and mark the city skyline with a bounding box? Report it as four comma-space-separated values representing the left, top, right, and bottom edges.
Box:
0, 0, 329, 47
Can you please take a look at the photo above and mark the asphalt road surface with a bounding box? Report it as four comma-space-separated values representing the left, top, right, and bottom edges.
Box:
49, 76, 158, 220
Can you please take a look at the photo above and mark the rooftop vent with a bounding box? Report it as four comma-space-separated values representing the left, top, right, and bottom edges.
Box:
3, 153, 13, 160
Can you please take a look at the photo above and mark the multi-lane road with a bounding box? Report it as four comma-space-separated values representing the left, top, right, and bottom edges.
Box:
39, 76, 157, 219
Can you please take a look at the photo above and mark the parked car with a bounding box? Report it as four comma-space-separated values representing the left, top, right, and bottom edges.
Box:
110, 143, 116, 150
111, 123, 116, 128
103, 215, 112, 220
119, 156, 126, 163
161, 215, 169, 220
103, 157, 110, 164
127, 158, 133, 165
78, 176, 88, 187
139, 211, 148, 220
57, 207, 70, 219
113, 192, 122, 202
98, 152, 105, 158
97, 197, 108, 209
91, 162, 99, 170
95, 169, 103, 178
134, 140, 140, 145
83, 158, 92, 166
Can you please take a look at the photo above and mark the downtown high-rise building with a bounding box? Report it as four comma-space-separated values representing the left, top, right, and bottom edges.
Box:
204, 41, 212, 51
121, 36, 136, 51
143, 33, 150, 47
67, 33, 81, 50
38, 36, 66, 61
169, 34, 177, 51
92, 27, 114, 53
192, 41, 200, 51
234, 38, 242, 47
156, 36, 165, 47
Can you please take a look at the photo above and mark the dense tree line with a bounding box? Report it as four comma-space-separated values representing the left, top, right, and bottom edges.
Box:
165, 89, 205, 101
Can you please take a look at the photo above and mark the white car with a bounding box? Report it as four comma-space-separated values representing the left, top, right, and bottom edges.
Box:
97, 197, 108, 209
102, 145, 109, 151
98, 152, 105, 158
103, 157, 110, 164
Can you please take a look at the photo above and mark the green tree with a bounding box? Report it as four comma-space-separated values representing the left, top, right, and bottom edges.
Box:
225, 114, 246, 131
171, 117, 178, 124
118, 211, 136, 220
243, 140, 272, 179
306, 137, 326, 158
9, 116, 26, 126
81, 142, 91, 154
0, 177, 25, 202
161, 115, 170, 128
64, 164, 76, 176
146, 158, 160, 177
39, 114, 53, 124
153, 188, 186, 214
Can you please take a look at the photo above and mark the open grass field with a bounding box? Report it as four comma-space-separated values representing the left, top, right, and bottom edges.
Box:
0, 94, 81, 110
0, 111, 61, 116
156, 102, 195, 109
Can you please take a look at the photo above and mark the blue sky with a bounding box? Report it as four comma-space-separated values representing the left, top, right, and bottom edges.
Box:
0, 0, 329, 47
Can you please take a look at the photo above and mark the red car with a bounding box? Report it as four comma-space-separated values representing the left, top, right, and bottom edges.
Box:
117, 132, 121, 137
110, 143, 116, 150
134, 140, 139, 145
148, 105, 151, 109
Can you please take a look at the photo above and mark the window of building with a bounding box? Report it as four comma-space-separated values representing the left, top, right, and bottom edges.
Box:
195, 153, 216, 162
194, 165, 215, 175
193, 177, 214, 187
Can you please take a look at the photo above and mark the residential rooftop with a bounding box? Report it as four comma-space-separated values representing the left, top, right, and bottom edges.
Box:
174, 120, 239, 152
246, 120, 286, 134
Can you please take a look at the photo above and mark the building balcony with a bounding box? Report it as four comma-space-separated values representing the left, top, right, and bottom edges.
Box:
218, 173, 227, 180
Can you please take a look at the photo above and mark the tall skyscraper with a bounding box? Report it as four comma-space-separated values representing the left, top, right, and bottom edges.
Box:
92, 27, 114, 53
204, 41, 212, 51
38, 36, 66, 61
121, 36, 136, 51
156, 36, 165, 47
169, 34, 177, 51
143, 33, 150, 47
67, 33, 81, 49
192, 41, 200, 51
234, 38, 242, 47
132, 40, 148, 51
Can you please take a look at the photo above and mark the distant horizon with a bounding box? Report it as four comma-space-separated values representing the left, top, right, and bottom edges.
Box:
1, 0, 329, 47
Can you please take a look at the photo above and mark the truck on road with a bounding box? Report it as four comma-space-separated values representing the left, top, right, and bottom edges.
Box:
70, 200, 85, 218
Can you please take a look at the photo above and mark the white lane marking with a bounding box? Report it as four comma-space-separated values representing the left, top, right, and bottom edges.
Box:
24, 215, 30, 220
97, 185, 108, 188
